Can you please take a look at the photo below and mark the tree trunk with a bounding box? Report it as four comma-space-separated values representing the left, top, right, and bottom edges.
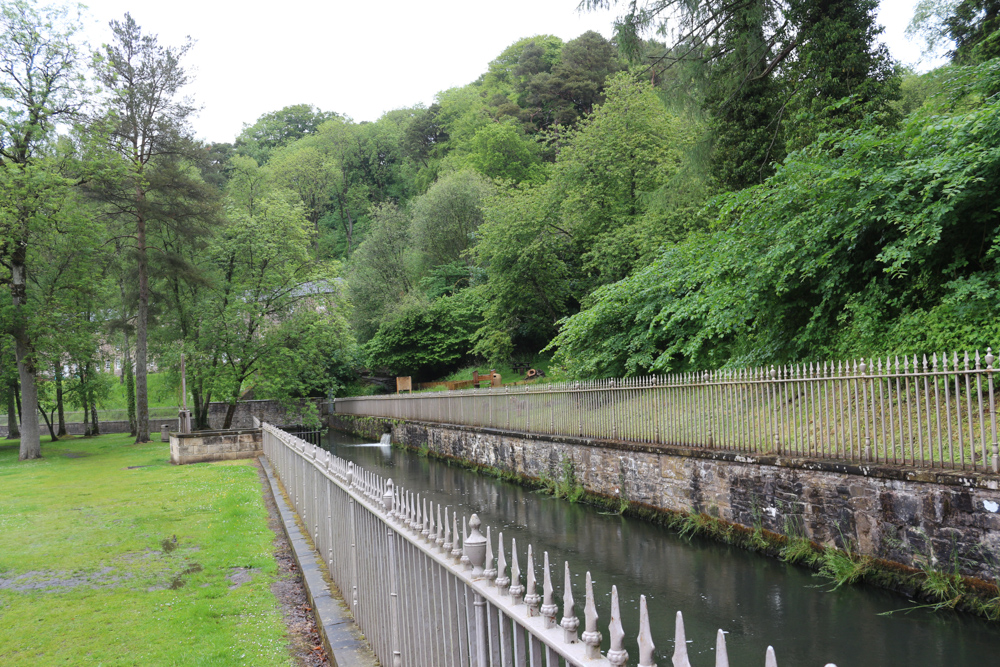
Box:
81, 362, 92, 436
55, 365, 67, 436
135, 213, 150, 443
124, 342, 137, 437
6, 382, 19, 440
222, 401, 237, 430
40, 407, 58, 442
12, 246, 41, 460
91, 400, 100, 435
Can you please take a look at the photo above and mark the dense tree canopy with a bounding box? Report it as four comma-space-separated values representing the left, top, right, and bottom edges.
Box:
4, 0, 1000, 446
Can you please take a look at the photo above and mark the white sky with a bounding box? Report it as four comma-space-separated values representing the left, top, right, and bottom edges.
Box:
77, 0, 939, 145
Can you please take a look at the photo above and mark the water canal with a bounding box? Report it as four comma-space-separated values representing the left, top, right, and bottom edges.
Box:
321, 429, 1000, 666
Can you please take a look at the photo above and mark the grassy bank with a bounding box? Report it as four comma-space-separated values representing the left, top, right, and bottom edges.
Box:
0, 434, 294, 666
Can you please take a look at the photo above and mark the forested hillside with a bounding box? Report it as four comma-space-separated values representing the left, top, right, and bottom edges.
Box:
2, 0, 999, 457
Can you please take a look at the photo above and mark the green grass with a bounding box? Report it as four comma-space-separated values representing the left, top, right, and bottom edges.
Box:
435, 354, 561, 385
104, 372, 182, 409
0, 434, 294, 666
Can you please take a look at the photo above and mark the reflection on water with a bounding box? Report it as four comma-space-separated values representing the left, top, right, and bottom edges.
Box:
324, 430, 1000, 666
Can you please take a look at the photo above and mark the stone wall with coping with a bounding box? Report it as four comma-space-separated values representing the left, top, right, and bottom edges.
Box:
329, 414, 1000, 581
169, 429, 262, 465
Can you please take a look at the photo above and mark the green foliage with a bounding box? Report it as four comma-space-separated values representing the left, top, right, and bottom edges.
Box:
550, 60, 1000, 377
473, 74, 697, 362
819, 549, 875, 589
466, 122, 545, 183
410, 169, 496, 267
235, 103, 339, 165
363, 291, 483, 378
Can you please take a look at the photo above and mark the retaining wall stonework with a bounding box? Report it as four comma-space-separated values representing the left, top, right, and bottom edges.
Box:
329, 414, 1000, 581
169, 429, 262, 465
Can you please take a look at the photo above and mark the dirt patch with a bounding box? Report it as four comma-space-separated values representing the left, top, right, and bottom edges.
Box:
0, 566, 119, 592
254, 459, 330, 667
228, 567, 256, 590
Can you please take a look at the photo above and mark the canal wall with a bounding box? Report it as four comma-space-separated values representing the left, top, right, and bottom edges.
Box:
329, 414, 1000, 581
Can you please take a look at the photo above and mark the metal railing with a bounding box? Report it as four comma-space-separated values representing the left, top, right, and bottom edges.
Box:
263, 423, 834, 667
0, 406, 180, 427
335, 350, 1000, 473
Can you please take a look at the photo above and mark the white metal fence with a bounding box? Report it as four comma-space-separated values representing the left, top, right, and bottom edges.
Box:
263, 423, 835, 667
335, 350, 1000, 473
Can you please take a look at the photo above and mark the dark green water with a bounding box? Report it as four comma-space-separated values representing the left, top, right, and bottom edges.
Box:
322, 429, 1000, 666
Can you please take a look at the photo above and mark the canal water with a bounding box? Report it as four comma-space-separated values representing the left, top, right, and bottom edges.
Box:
322, 429, 1000, 666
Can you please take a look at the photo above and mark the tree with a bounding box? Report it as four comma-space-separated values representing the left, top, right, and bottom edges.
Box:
235, 104, 339, 165
548, 60, 1000, 376
90, 13, 213, 442
347, 203, 415, 341
410, 170, 495, 268
0, 0, 86, 460
586, 0, 899, 184
195, 185, 351, 428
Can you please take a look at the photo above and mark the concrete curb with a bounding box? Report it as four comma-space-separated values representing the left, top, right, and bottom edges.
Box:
259, 456, 377, 667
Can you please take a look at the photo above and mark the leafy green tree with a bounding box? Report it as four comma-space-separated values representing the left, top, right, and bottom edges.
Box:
549, 60, 1000, 376
89, 13, 217, 442
410, 169, 495, 268
363, 291, 482, 378
588, 0, 899, 186
0, 0, 87, 459
195, 183, 352, 427
470, 74, 695, 362
235, 104, 339, 165
347, 203, 415, 341
466, 122, 545, 183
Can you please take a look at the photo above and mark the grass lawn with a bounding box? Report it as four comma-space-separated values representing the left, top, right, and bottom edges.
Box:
0, 433, 295, 666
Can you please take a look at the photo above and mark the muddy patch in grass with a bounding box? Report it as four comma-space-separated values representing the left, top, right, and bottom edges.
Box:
227, 567, 256, 590
0, 566, 120, 592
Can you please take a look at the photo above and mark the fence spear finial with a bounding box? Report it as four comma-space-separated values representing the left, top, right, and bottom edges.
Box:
765, 646, 778, 667
561, 561, 579, 644
451, 512, 462, 562
582, 571, 601, 659
496, 532, 510, 595
525, 545, 540, 616
509, 538, 524, 604
715, 629, 729, 667
436, 504, 445, 551
541, 551, 557, 628
672, 610, 690, 667
484, 526, 496, 583
607, 585, 628, 666
638, 595, 655, 667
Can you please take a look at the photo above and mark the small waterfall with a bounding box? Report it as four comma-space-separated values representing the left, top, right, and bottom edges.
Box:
379, 433, 392, 445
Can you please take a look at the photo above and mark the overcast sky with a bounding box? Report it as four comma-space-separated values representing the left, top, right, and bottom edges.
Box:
77, 0, 937, 145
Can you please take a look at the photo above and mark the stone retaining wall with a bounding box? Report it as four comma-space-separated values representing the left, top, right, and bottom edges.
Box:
330, 414, 1000, 581
169, 429, 263, 465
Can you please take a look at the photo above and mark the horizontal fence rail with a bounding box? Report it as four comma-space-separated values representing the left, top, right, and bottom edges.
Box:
335, 350, 1000, 473
263, 423, 836, 667
0, 406, 180, 427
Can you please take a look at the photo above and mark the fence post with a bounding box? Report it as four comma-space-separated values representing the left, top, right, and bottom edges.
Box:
348, 462, 360, 616
988, 348, 998, 474
465, 514, 488, 667
383, 480, 403, 667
